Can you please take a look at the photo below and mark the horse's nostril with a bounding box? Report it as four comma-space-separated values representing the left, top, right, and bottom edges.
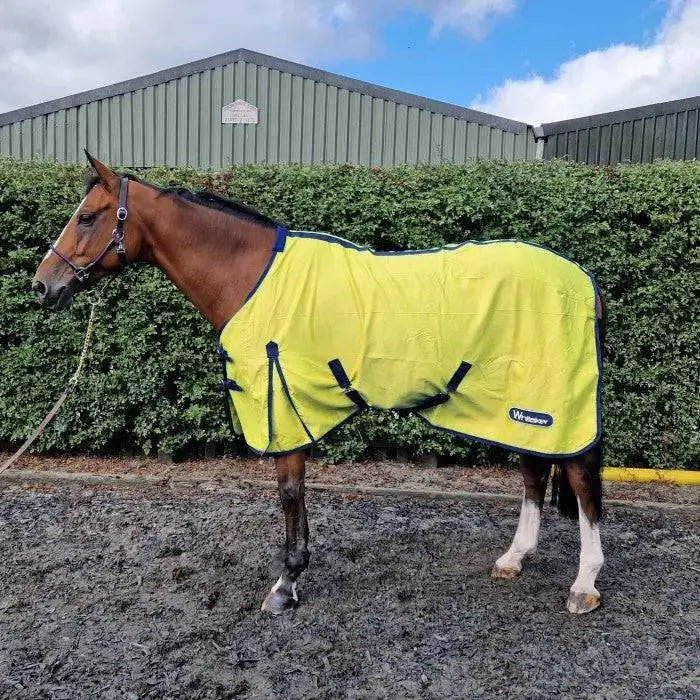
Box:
32, 280, 47, 299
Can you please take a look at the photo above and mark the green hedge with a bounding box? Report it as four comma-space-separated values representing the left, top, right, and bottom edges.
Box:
0, 158, 697, 467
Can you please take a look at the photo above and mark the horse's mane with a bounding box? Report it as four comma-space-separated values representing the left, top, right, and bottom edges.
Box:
85, 171, 280, 228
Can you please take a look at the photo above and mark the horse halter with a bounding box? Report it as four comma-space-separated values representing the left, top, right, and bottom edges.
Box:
49, 176, 129, 283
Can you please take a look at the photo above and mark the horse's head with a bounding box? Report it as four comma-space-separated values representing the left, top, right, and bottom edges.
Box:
32, 151, 143, 310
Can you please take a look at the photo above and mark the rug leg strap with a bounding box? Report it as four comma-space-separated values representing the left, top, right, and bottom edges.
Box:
328, 359, 368, 409
408, 360, 473, 412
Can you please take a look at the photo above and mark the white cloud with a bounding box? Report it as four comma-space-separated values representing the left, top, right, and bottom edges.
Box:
470, 0, 700, 124
0, 0, 515, 113
412, 0, 516, 37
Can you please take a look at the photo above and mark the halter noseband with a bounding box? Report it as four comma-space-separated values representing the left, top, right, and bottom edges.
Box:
49, 176, 129, 283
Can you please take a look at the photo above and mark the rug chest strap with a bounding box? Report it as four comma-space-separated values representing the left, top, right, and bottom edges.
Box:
266, 341, 315, 445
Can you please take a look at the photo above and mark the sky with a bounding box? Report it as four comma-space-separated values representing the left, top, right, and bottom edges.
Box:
1, 0, 699, 125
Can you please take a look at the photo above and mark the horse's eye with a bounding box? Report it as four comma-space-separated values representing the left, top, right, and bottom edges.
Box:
78, 212, 96, 226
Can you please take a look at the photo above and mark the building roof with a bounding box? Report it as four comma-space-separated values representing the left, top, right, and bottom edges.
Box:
541, 95, 700, 135
0, 48, 529, 133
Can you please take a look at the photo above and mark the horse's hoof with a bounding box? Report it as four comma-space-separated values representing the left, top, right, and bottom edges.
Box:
261, 589, 294, 615
261, 578, 298, 616
566, 590, 601, 614
491, 564, 520, 580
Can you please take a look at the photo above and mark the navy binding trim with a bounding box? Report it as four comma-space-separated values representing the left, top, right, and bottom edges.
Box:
217, 345, 241, 437
243, 227, 287, 305
243, 406, 362, 457
221, 378, 243, 392
288, 230, 458, 255
217, 227, 287, 335
216, 344, 231, 362
328, 358, 369, 409
273, 226, 287, 251
414, 412, 599, 460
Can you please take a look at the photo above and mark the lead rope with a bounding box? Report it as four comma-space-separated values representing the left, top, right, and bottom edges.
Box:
0, 295, 100, 475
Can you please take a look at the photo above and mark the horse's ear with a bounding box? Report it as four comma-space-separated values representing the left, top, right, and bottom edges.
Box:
84, 149, 119, 193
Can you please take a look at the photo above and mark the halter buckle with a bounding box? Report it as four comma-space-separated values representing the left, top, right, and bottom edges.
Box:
113, 228, 126, 255
116, 206, 128, 221
75, 267, 90, 283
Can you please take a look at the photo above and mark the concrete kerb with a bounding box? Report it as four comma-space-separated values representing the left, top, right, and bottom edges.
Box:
0, 469, 697, 512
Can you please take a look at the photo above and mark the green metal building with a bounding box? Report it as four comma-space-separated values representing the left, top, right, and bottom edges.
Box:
0, 48, 535, 168
1, 47, 697, 168
542, 95, 700, 164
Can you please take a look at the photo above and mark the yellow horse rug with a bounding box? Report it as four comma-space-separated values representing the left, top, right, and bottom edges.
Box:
219, 228, 602, 457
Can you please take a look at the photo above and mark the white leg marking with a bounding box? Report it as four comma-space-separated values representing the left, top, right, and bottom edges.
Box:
270, 575, 298, 602
495, 496, 541, 572
570, 497, 604, 596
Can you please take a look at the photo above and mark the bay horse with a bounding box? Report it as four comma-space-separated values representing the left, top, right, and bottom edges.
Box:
32, 153, 605, 615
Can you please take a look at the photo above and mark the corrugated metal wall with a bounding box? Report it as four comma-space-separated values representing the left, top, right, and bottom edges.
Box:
542, 96, 700, 164
0, 51, 535, 168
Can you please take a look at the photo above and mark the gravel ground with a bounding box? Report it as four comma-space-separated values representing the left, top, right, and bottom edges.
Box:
0, 483, 698, 699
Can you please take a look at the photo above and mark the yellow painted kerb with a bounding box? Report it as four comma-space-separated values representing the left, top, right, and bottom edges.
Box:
602, 467, 700, 486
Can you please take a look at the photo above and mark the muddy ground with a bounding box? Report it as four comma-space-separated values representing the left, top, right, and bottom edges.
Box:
0, 474, 698, 699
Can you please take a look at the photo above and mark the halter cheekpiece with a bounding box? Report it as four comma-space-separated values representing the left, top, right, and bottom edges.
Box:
49, 176, 129, 283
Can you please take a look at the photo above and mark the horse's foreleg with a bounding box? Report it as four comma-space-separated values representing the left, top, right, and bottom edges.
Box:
491, 455, 550, 579
563, 446, 604, 614
261, 452, 310, 615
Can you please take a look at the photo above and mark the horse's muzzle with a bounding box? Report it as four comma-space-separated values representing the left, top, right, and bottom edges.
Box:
31, 278, 75, 311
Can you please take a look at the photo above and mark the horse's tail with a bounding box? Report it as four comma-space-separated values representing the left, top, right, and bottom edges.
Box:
550, 440, 604, 521
549, 282, 605, 521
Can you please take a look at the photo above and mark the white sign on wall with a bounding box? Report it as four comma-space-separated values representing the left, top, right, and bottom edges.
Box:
221, 99, 259, 124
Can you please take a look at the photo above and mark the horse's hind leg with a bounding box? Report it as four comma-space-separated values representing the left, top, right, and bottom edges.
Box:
261, 452, 310, 615
562, 444, 604, 614
491, 455, 550, 579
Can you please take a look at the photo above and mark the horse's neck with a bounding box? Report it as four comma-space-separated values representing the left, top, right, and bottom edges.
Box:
139, 202, 275, 330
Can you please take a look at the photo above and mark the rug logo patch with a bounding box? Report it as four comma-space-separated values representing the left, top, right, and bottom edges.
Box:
509, 407, 553, 427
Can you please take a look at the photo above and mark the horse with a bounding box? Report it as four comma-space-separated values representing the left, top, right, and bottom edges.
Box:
32, 152, 605, 615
